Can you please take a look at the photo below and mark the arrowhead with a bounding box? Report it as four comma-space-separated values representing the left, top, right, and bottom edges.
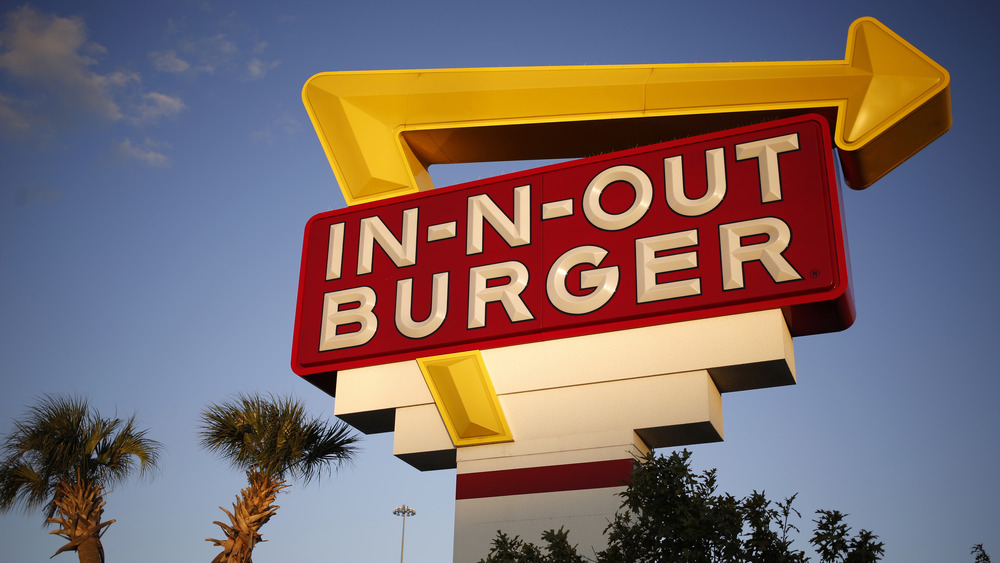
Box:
841, 17, 949, 148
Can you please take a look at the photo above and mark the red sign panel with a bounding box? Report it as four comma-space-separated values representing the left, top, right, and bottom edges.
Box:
292, 114, 852, 376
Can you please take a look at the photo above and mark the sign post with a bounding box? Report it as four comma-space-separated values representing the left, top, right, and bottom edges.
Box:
295, 115, 847, 557
291, 17, 950, 560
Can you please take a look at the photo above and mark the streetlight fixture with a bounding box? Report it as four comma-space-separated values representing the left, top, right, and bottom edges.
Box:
393, 504, 416, 563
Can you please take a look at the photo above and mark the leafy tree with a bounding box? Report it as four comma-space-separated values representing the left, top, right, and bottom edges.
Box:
480, 450, 888, 563
972, 544, 992, 563
480, 528, 586, 563
0, 395, 161, 563
599, 450, 813, 563
741, 492, 805, 563
810, 509, 884, 563
198, 393, 360, 563
599, 450, 745, 562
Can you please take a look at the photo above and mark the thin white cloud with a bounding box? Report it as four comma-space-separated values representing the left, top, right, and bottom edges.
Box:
161, 15, 277, 81
131, 92, 185, 124
115, 137, 170, 167
0, 5, 184, 161
150, 50, 190, 73
251, 112, 302, 143
173, 33, 238, 75
0, 5, 131, 123
13, 183, 63, 207
0, 91, 30, 138
244, 57, 278, 80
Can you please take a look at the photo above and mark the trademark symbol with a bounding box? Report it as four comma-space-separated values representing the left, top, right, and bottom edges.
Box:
810, 269, 821, 279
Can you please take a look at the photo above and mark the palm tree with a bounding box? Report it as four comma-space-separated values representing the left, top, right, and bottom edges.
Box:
198, 393, 360, 563
0, 395, 161, 563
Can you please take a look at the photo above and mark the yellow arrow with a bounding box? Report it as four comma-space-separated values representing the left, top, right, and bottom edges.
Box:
303, 17, 950, 205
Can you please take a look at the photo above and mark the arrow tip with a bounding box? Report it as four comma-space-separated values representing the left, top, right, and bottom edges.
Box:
838, 18, 951, 189
842, 17, 949, 147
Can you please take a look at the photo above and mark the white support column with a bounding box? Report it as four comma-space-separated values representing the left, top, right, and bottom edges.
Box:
452, 370, 722, 561
331, 309, 796, 562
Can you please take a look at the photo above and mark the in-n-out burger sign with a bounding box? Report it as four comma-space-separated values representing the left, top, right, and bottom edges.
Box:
292, 115, 853, 376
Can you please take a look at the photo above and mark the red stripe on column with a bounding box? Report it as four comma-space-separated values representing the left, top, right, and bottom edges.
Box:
456, 458, 635, 500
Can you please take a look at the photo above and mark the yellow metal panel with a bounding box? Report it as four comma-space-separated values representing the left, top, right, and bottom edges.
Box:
417, 351, 513, 447
303, 17, 949, 205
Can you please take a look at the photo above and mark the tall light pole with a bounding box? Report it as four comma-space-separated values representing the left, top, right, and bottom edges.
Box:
393, 504, 416, 563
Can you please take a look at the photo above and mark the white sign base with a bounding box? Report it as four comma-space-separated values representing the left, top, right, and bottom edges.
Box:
332, 309, 796, 560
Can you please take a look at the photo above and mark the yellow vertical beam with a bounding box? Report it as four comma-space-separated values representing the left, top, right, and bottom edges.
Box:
417, 352, 513, 447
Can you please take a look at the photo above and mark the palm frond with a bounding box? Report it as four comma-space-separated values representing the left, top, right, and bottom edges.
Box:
0, 461, 48, 513
295, 419, 360, 484
94, 414, 163, 484
0, 394, 162, 516
199, 392, 360, 482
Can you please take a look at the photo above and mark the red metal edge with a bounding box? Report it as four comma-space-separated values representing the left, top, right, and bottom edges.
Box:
783, 141, 855, 337
291, 211, 337, 392
455, 458, 635, 500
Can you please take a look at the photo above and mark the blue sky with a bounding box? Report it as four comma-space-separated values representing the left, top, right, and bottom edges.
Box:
1, 1, 997, 561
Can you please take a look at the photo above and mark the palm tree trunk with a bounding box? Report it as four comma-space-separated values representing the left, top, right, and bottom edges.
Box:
207, 468, 289, 563
75, 536, 105, 563
46, 477, 113, 563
